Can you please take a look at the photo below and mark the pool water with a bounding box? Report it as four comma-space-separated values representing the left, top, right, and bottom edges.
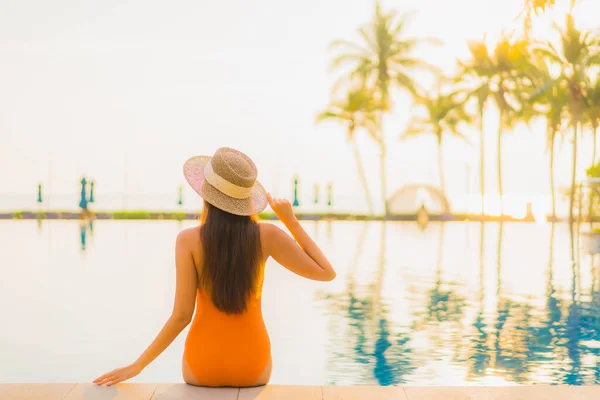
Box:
1, 220, 599, 385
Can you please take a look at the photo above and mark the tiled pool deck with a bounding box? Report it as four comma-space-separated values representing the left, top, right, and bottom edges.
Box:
2, 384, 600, 399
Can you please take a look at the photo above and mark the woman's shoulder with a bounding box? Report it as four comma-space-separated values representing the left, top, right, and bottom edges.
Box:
257, 221, 281, 235
257, 221, 287, 244
176, 226, 202, 249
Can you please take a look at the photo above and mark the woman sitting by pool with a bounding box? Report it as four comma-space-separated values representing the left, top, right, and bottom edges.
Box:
93, 147, 336, 387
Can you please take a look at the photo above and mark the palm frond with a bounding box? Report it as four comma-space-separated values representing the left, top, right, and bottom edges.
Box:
447, 129, 472, 146
401, 124, 431, 140
330, 53, 371, 70
530, 78, 561, 102
358, 26, 379, 54
315, 109, 347, 124
396, 73, 421, 97
329, 39, 370, 54
533, 43, 565, 65
462, 83, 491, 107
589, 53, 600, 66
392, 56, 443, 77
389, 10, 415, 35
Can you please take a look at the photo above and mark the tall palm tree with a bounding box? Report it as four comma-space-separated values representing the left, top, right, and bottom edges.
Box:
458, 38, 533, 216
527, 59, 568, 220
456, 40, 494, 216
490, 38, 536, 216
534, 14, 600, 222
316, 87, 380, 215
545, 86, 568, 221
583, 77, 600, 221
400, 88, 472, 195
584, 76, 600, 166
329, 2, 436, 215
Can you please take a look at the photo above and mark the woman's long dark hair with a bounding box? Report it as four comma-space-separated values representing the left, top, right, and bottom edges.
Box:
199, 200, 262, 314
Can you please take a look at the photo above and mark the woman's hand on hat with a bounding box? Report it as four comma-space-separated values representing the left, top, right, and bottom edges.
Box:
267, 193, 296, 225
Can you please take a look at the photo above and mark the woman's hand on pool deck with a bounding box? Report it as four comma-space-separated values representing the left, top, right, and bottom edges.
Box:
267, 192, 296, 224
93, 363, 142, 386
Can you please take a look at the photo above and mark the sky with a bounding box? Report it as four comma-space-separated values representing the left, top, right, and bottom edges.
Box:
0, 0, 598, 216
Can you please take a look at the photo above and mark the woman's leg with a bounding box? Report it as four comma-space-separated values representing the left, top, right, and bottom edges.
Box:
182, 354, 272, 387
250, 356, 272, 386
182, 355, 203, 386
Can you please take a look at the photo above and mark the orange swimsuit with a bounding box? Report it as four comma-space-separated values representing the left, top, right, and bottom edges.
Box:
183, 281, 270, 387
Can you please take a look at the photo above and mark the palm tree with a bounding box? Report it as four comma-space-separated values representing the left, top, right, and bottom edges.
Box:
528, 59, 568, 220
545, 86, 568, 221
456, 40, 493, 216
329, 2, 436, 215
584, 77, 600, 166
316, 87, 380, 215
520, 0, 580, 36
457, 38, 533, 216
534, 14, 600, 222
400, 87, 472, 195
520, 0, 556, 36
583, 77, 600, 221
490, 38, 536, 216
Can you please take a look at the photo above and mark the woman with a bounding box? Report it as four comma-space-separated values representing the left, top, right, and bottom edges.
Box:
93, 147, 336, 387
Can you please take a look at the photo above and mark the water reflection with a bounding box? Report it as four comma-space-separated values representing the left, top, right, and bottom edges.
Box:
317, 221, 600, 385
560, 223, 600, 384
79, 217, 94, 251
6, 219, 600, 385
489, 221, 534, 384
320, 222, 416, 385
421, 223, 465, 325
413, 222, 467, 374
464, 222, 490, 380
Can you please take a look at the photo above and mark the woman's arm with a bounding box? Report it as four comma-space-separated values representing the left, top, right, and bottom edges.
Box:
264, 193, 336, 281
93, 229, 198, 386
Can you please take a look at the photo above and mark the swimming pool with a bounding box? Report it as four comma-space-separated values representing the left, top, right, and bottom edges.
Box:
1, 220, 598, 385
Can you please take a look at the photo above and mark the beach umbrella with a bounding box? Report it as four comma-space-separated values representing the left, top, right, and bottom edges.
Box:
293, 176, 300, 207
79, 177, 88, 210
89, 181, 95, 203
37, 183, 43, 204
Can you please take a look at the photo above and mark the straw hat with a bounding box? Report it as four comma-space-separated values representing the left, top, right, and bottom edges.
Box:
183, 147, 268, 216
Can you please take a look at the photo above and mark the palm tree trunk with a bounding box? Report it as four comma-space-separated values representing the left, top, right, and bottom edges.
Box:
593, 124, 598, 166
588, 124, 597, 224
438, 137, 446, 195
479, 106, 485, 217
379, 141, 388, 218
497, 115, 504, 217
376, 105, 388, 218
549, 128, 557, 221
569, 122, 579, 223
351, 135, 375, 215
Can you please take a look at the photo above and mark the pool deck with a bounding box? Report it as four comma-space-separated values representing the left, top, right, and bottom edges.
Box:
2, 384, 600, 399
0, 210, 537, 222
